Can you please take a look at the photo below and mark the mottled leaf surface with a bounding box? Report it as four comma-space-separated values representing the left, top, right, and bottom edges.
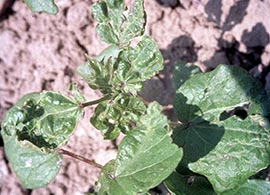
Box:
1, 133, 61, 189
121, 0, 146, 46
121, 36, 163, 81
97, 103, 182, 194
173, 65, 270, 192
1, 91, 82, 188
77, 36, 163, 96
24, 0, 58, 14
78, 37, 163, 139
222, 180, 270, 195
92, 0, 145, 46
91, 95, 146, 139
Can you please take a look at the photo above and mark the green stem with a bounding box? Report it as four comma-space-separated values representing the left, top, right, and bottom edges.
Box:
58, 148, 103, 169
80, 94, 111, 108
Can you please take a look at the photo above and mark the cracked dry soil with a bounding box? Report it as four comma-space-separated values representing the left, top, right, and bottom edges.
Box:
0, 0, 270, 194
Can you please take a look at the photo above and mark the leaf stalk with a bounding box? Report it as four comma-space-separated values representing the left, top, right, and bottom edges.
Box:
80, 94, 111, 108
57, 148, 103, 169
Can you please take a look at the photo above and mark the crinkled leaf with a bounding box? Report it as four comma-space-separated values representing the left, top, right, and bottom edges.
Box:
121, 35, 163, 80
92, 0, 145, 46
121, 0, 146, 46
173, 65, 270, 192
1, 91, 81, 188
165, 171, 215, 195
92, 0, 124, 44
173, 61, 201, 90
24, 0, 58, 14
97, 103, 183, 194
77, 57, 115, 94
222, 179, 270, 195
77, 36, 163, 96
68, 83, 86, 103
96, 24, 119, 44
91, 95, 146, 139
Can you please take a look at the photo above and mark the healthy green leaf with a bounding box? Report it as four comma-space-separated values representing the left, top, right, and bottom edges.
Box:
165, 171, 215, 195
174, 65, 269, 123
173, 65, 270, 192
222, 179, 270, 195
24, 0, 58, 14
91, 95, 146, 139
97, 103, 183, 194
1, 91, 82, 188
188, 115, 270, 192
92, 0, 146, 46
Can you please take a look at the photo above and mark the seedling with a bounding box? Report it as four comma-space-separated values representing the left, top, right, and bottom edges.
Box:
1, 0, 270, 194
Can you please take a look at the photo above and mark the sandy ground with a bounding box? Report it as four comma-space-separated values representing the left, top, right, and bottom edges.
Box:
0, 0, 270, 194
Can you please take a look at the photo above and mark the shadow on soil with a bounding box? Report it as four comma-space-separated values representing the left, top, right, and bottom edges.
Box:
204, 0, 270, 84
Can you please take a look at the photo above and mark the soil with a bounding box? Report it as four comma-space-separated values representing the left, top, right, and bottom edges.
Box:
0, 0, 270, 194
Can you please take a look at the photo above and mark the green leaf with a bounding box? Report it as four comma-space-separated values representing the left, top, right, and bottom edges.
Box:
77, 57, 115, 94
173, 65, 270, 192
165, 171, 216, 195
92, 0, 146, 46
91, 95, 146, 139
77, 36, 163, 96
96, 24, 119, 44
97, 103, 183, 194
68, 83, 86, 103
92, 0, 124, 44
24, 0, 58, 14
121, 35, 164, 81
121, 0, 146, 46
173, 61, 201, 90
1, 91, 82, 188
188, 115, 270, 192
174, 65, 269, 123
222, 179, 270, 195
1, 133, 61, 189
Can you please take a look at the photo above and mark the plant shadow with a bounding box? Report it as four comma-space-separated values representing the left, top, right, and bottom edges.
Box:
172, 93, 225, 173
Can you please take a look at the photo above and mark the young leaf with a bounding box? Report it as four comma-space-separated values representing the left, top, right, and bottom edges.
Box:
121, 0, 146, 46
90, 95, 146, 139
77, 36, 163, 96
165, 171, 216, 195
97, 103, 183, 194
77, 57, 115, 94
1, 91, 82, 188
121, 35, 164, 81
92, 0, 124, 44
24, 0, 58, 14
92, 0, 146, 46
173, 65, 270, 192
68, 83, 86, 103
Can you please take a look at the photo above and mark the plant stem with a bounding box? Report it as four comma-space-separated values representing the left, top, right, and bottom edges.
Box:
57, 148, 103, 169
80, 94, 111, 108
